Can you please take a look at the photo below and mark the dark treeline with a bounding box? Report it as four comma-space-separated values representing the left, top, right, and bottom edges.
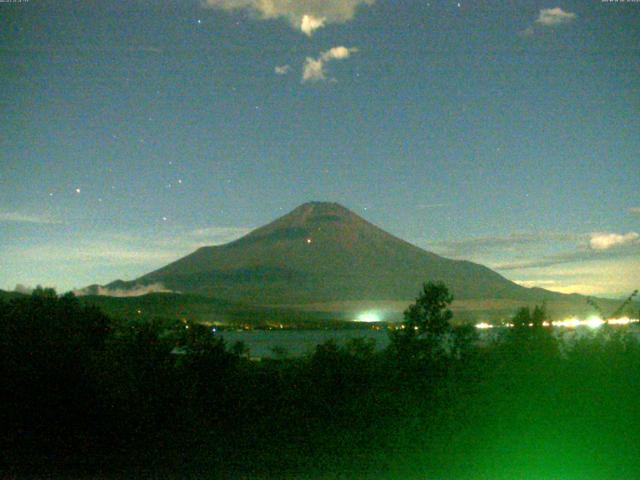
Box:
2, 284, 640, 479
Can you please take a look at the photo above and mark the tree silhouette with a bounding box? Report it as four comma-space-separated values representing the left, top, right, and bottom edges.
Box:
512, 306, 531, 329
390, 281, 454, 363
403, 281, 453, 337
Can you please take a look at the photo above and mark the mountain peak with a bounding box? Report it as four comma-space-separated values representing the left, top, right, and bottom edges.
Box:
290, 201, 354, 217
260, 201, 362, 231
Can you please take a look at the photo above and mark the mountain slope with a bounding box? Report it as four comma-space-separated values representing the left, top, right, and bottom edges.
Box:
111, 202, 563, 305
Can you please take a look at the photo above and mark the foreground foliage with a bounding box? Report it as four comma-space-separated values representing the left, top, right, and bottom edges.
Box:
2, 287, 640, 479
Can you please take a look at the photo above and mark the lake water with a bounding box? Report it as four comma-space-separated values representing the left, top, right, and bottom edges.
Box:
217, 329, 390, 358
217, 324, 640, 359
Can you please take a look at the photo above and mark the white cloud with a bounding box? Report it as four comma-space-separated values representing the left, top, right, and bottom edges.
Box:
189, 226, 251, 242
520, 7, 576, 37
302, 57, 326, 82
424, 228, 638, 298
302, 45, 357, 83
323, 46, 354, 60
274, 64, 290, 75
589, 232, 639, 251
74, 282, 173, 297
0, 211, 61, 225
20, 243, 180, 265
300, 14, 325, 36
14, 227, 250, 268
416, 203, 449, 210
0, 225, 253, 294
431, 231, 580, 258
535, 7, 576, 27
203, 0, 374, 35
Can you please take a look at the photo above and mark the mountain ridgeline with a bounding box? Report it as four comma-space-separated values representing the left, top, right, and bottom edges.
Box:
107, 202, 564, 307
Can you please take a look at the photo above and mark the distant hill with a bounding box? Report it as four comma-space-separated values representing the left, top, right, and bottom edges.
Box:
78, 292, 361, 327
92, 201, 625, 321
0, 289, 27, 302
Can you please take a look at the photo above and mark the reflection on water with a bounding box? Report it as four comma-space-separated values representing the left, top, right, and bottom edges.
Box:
219, 322, 640, 359
218, 329, 389, 358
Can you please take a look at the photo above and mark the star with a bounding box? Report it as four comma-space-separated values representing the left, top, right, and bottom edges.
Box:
75, 188, 81, 194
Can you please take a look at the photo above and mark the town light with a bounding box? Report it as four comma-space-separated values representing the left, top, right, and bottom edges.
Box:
356, 311, 381, 323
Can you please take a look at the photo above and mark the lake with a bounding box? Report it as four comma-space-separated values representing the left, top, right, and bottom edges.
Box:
217, 329, 390, 358
216, 323, 640, 358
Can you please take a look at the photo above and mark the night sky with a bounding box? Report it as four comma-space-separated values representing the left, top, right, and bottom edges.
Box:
1, 0, 638, 297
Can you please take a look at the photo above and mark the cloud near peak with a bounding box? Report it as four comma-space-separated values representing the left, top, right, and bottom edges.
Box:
302, 46, 357, 82
74, 283, 173, 298
203, 0, 375, 35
